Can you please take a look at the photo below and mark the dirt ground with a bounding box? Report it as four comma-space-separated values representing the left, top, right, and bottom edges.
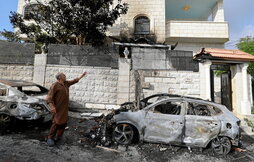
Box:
1, 114, 254, 162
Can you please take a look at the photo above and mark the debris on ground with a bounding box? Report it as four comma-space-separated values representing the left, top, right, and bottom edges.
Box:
96, 145, 121, 153
233, 147, 247, 152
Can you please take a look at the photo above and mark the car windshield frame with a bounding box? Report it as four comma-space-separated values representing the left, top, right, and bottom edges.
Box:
11, 85, 48, 96
143, 98, 185, 115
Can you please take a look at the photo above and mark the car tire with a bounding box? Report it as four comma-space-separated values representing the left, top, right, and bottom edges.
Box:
0, 113, 14, 130
113, 123, 134, 145
211, 136, 232, 155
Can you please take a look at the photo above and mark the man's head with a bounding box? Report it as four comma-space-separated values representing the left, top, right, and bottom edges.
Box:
55, 72, 66, 82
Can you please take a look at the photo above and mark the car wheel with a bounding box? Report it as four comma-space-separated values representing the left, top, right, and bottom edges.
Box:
211, 136, 232, 155
0, 114, 13, 130
113, 123, 134, 145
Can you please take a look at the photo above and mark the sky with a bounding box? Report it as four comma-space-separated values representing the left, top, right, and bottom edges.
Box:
0, 0, 254, 49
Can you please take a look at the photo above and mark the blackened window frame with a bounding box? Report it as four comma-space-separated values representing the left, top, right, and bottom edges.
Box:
134, 16, 150, 35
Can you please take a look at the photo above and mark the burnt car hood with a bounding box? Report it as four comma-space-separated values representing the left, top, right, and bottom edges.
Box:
0, 94, 50, 121
4, 94, 46, 105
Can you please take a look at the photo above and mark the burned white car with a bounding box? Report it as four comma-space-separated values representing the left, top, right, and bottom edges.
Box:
113, 95, 241, 155
0, 79, 50, 129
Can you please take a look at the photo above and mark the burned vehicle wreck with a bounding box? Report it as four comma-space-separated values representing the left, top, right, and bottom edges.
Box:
110, 95, 241, 155
0, 79, 50, 129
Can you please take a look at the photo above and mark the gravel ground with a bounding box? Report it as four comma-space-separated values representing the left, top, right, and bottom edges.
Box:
1, 115, 254, 162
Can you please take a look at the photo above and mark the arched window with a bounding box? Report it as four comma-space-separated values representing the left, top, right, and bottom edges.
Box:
23, 4, 40, 20
134, 16, 150, 35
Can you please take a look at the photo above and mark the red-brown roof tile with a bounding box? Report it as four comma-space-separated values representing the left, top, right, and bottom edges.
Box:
196, 48, 254, 62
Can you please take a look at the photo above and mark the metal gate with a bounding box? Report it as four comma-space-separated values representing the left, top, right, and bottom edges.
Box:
221, 71, 232, 111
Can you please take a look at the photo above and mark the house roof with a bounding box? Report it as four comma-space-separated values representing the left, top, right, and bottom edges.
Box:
194, 48, 254, 62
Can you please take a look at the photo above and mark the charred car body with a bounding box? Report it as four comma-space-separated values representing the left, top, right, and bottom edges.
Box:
0, 79, 50, 129
112, 94, 241, 155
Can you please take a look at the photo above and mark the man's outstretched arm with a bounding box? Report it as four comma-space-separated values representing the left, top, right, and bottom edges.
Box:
77, 72, 87, 81
68, 72, 87, 86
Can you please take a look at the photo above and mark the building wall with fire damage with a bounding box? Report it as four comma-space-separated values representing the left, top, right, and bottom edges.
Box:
0, 42, 202, 110
125, 46, 201, 103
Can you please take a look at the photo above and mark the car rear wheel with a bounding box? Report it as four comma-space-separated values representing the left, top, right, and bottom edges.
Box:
211, 136, 231, 155
113, 123, 134, 145
0, 114, 13, 130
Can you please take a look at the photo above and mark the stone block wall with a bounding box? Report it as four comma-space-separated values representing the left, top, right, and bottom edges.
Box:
0, 65, 34, 81
44, 65, 119, 108
141, 70, 200, 98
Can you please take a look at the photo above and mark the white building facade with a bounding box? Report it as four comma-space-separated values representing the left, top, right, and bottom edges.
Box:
18, 0, 228, 52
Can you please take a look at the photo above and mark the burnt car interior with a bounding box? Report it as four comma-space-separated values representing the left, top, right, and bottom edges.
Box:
187, 102, 222, 116
154, 101, 181, 115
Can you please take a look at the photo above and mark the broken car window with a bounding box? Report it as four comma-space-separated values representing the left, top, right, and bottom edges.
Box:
211, 106, 222, 115
153, 101, 181, 115
146, 96, 170, 105
14, 85, 48, 96
187, 102, 211, 116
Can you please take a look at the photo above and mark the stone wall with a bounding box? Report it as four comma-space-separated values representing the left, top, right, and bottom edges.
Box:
44, 65, 119, 109
132, 47, 198, 71
0, 65, 34, 81
0, 41, 35, 64
47, 44, 118, 68
141, 70, 200, 98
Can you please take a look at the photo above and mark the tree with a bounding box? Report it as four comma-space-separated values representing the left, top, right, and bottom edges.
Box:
1, 0, 128, 48
236, 36, 254, 76
0, 29, 21, 42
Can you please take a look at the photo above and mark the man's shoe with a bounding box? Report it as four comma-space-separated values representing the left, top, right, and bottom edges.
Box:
54, 136, 62, 142
47, 138, 55, 146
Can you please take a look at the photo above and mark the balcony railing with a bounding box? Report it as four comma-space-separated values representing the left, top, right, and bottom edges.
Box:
166, 21, 229, 43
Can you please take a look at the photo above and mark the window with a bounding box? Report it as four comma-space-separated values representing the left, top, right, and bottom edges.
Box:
187, 102, 212, 116
24, 4, 40, 20
153, 101, 182, 115
134, 16, 150, 35
147, 96, 169, 104
14, 85, 48, 96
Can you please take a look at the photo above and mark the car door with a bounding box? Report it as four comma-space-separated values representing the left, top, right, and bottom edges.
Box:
143, 99, 185, 144
184, 100, 221, 147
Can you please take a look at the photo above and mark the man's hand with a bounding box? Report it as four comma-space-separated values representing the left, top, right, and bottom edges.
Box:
78, 72, 87, 80
49, 103, 56, 114
50, 107, 56, 114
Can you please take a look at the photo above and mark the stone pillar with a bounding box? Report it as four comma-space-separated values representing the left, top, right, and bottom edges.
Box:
240, 63, 251, 115
117, 58, 131, 104
199, 61, 212, 100
230, 65, 242, 114
33, 54, 47, 86
212, 0, 225, 22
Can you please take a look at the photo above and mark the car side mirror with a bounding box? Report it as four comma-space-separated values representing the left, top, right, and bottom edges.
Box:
0, 89, 7, 96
